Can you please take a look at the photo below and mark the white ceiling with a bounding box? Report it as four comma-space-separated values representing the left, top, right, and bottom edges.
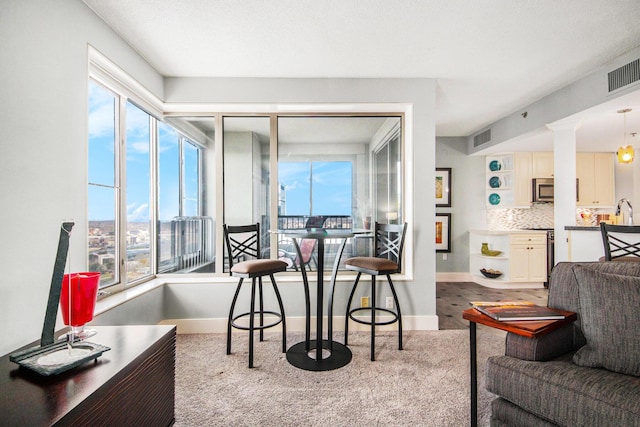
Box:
84, 0, 640, 151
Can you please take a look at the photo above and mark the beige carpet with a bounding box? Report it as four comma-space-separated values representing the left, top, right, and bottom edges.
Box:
175, 328, 505, 426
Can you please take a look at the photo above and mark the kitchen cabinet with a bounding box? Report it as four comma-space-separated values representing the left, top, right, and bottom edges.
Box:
514, 152, 532, 205
531, 152, 554, 178
576, 152, 615, 207
469, 230, 547, 286
509, 233, 547, 282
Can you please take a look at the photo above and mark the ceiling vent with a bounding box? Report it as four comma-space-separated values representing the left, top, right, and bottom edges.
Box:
608, 58, 640, 92
473, 129, 492, 147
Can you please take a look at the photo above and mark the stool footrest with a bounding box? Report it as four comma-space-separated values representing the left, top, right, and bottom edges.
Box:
231, 311, 284, 331
348, 307, 399, 326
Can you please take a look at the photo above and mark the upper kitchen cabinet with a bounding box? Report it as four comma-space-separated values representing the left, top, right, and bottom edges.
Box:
486, 153, 532, 208
531, 152, 554, 178
576, 152, 615, 207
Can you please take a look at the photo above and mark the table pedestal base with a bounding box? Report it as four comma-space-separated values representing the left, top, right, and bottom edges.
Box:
286, 340, 352, 371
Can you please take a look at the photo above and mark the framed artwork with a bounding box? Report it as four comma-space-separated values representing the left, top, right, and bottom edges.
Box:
435, 213, 451, 253
435, 168, 452, 207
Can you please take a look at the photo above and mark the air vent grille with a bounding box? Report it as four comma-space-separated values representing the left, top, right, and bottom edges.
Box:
608, 58, 640, 92
473, 129, 491, 147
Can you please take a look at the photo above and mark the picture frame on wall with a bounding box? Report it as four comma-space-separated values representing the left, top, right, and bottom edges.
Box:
435, 213, 451, 253
435, 168, 452, 207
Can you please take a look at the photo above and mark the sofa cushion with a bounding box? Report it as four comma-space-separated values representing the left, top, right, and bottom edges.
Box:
486, 354, 640, 426
548, 262, 640, 352
491, 398, 557, 427
572, 266, 640, 376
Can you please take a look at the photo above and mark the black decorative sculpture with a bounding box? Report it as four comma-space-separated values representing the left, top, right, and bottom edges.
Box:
9, 222, 110, 376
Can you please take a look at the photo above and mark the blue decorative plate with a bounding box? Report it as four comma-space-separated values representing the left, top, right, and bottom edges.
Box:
489, 160, 501, 171
489, 193, 501, 205
489, 176, 501, 188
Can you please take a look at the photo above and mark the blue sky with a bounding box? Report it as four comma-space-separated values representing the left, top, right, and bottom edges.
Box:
278, 161, 352, 215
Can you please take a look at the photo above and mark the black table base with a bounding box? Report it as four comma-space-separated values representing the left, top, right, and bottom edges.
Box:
286, 340, 352, 371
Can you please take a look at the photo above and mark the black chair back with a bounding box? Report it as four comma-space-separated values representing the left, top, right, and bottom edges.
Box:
374, 222, 407, 271
600, 222, 640, 261
223, 223, 262, 271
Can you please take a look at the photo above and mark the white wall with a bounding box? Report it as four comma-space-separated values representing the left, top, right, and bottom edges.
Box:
435, 137, 486, 274
0, 0, 163, 355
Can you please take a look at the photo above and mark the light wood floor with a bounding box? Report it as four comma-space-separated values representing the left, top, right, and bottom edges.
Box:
437, 282, 549, 330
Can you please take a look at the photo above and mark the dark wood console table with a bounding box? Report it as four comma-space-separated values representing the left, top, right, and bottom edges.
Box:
0, 325, 176, 426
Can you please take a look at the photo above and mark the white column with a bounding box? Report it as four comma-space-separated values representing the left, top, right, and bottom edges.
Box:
546, 119, 581, 263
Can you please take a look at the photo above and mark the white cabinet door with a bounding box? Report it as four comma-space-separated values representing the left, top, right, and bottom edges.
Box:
509, 233, 547, 283
532, 152, 554, 178
528, 246, 547, 282
576, 152, 615, 207
509, 245, 530, 281
593, 153, 615, 206
514, 152, 532, 205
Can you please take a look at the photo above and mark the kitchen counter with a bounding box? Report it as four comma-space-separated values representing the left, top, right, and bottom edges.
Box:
565, 226, 599, 231
470, 229, 549, 235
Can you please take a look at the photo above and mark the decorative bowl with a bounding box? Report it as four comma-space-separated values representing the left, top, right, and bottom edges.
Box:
480, 268, 502, 279
488, 193, 501, 205
489, 160, 501, 171
489, 176, 501, 188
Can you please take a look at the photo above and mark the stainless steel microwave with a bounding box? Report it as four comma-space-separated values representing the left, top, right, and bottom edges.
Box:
532, 178, 554, 202
532, 178, 579, 203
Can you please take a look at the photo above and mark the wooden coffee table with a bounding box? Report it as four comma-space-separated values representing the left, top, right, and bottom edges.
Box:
462, 307, 577, 427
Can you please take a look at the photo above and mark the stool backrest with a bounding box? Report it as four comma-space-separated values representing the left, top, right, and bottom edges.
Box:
374, 222, 408, 271
600, 222, 640, 261
223, 223, 262, 271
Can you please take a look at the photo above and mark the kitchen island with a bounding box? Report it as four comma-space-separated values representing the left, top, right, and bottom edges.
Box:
566, 226, 605, 261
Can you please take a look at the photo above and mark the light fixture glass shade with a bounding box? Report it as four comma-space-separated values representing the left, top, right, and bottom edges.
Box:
617, 145, 635, 163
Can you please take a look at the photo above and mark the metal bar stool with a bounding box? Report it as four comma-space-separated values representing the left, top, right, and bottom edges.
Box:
343, 222, 407, 361
224, 223, 288, 368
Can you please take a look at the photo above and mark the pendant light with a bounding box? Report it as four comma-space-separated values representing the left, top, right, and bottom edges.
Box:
617, 108, 635, 164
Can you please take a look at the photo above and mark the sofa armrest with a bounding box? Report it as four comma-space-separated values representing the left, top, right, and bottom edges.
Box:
504, 324, 575, 361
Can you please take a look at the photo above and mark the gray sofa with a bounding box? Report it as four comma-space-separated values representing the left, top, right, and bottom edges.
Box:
486, 261, 640, 427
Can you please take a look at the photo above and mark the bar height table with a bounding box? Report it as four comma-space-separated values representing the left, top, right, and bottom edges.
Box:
275, 228, 368, 371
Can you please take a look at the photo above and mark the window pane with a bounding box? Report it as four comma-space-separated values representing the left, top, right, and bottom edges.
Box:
223, 117, 271, 270
88, 81, 117, 288
88, 185, 117, 286
157, 122, 180, 272
183, 140, 199, 217
278, 162, 310, 215
311, 161, 352, 215
125, 102, 151, 281
88, 82, 115, 186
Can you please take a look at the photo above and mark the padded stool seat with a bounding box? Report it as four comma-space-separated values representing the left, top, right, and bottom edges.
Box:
231, 259, 289, 276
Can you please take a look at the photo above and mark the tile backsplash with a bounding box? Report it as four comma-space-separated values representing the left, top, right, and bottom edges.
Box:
486, 204, 554, 230
486, 204, 610, 229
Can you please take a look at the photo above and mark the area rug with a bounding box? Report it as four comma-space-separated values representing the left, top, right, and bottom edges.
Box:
175, 328, 505, 426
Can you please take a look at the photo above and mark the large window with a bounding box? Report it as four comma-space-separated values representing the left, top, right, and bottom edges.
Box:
219, 115, 403, 273
88, 79, 205, 288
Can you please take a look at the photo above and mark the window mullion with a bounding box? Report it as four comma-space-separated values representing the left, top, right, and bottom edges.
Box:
118, 96, 128, 287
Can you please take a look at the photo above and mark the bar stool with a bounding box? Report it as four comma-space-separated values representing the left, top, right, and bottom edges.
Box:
224, 223, 288, 368
344, 222, 407, 361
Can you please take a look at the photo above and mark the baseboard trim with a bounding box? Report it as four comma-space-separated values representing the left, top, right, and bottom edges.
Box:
160, 315, 439, 334
436, 272, 473, 282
